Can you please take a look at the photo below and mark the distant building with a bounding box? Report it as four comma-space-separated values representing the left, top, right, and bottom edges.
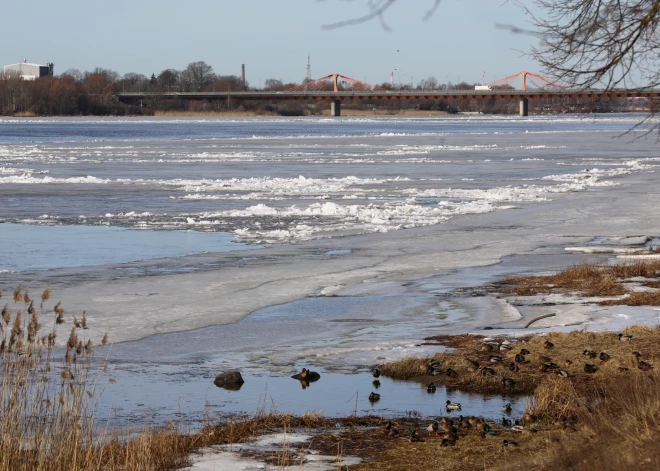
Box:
3, 59, 54, 80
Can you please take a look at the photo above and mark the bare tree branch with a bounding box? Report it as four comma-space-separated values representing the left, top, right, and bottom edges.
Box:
321, 0, 441, 30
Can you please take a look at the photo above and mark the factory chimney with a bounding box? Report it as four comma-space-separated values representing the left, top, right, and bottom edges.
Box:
241, 64, 246, 90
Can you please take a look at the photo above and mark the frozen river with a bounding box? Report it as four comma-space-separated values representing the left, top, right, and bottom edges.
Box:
1, 114, 659, 422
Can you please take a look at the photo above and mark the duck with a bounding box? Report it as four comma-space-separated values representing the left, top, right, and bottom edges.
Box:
465, 357, 480, 371
445, 400, 462, 411
480, 429, 500, 439
543, 340, 554, 349
489, 355, 505, 363
599, 352, 611, 362
291, 368, 321, 382
408, 429, 423, 442
372, 379, 381, 388
446, 368, 458, 379
385, 421, 399, 437
515, 354, 528, 364
426, 419, 439, 436
502, 377, 516, 388
618, 333, 634, 341
291, 368, 309, 380
539, 355, 553, 363
509, 362, 519, 372
538, 363, 550, 373
369, 392, 381, 402
638, 360, 654, 371
584, 363, 599, 374
443, 431, 459, 442
372, 367, 381, 378
503, 439, 519, 447
501, 417, 512, 427
556, 369, 571, 378
519, 348, 531, 355
481, 343, 495, 352
427, 382, 437, 393
476, 421, 490, 432
481, 367, 496, 376
441, 438, 456, 446
499, 343, 513, 351
502, 403, 513, 413
633, 352, 654, 371
522, 412, 536, 426
583, 350, 598, 359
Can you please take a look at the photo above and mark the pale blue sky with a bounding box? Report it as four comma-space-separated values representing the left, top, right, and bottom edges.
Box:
2, 0, 542, 86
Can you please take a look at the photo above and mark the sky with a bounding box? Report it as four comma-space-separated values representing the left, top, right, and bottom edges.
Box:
1, 0, 543, 87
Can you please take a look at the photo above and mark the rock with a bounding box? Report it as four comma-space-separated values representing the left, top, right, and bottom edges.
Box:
214, 371, 245, 390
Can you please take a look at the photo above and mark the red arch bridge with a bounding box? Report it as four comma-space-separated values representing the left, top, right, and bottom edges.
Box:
116, 71, 660, 116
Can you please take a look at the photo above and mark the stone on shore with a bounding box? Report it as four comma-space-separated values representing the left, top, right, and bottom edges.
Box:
214, 371, 245, 390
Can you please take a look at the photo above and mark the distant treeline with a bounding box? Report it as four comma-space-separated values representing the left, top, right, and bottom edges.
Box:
0, 61, 650, 116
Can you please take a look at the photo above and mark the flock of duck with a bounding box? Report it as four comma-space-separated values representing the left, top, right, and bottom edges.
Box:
368, 366, 518, 447
364, 331, 654, 447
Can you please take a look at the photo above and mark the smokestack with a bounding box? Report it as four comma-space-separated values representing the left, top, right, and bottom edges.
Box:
241, 64, 246, 90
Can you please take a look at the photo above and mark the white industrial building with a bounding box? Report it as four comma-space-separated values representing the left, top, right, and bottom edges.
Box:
3, 60, 54, 80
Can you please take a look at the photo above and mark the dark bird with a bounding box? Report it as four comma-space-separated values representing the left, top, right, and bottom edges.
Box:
501, 417, 512, 427
638, 360, 654, 371
489, 355, 505, 363
441, 438, 456, 446
618, 333, 634, 341
445, 400, 462, 411
465, 357, 480, 370
503, 439, 519, 447
481, 343, 495, 352
481, 367, 496, 376
515, 354, 528, 364
583, 350, 598, 359
372, 367, 381, 378
519, 348, 531, 355
446, 368, 458, 378
501, 377, 516, 387
599, 352, 611, 362
385, 421, 399, 437
633, 351, 653, 370
369, 392, 381, 402
502, 403, 512, 413
427, 382, 437, 393
509, 362, 519, 372
584, 363, 599, 374
544, 340, 554, 349
373, 379, 381, 388
539, 355, 553, 363
556, 369, 571, 378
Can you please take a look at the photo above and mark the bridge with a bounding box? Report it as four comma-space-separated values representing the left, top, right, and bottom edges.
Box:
116, 71, 660, 117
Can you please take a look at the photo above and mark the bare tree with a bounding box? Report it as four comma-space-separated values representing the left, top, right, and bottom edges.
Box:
181, 61, 217, 92
523, 1, 660, 91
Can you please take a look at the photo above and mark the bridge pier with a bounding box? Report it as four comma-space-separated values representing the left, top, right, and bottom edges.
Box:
330, 100, 341, 117
519, 98, 529, 116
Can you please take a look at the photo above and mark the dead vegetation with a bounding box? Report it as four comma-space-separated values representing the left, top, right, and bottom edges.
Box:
380, 326, 660, 398
497, 261, 660, 303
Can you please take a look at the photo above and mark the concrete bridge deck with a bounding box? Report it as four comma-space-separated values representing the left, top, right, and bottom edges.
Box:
116, 89, 659, 116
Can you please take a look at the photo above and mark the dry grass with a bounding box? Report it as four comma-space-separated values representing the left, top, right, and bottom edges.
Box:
358, 328, 660, 471
499, 261, 660, 300
380, 327, 660, 398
